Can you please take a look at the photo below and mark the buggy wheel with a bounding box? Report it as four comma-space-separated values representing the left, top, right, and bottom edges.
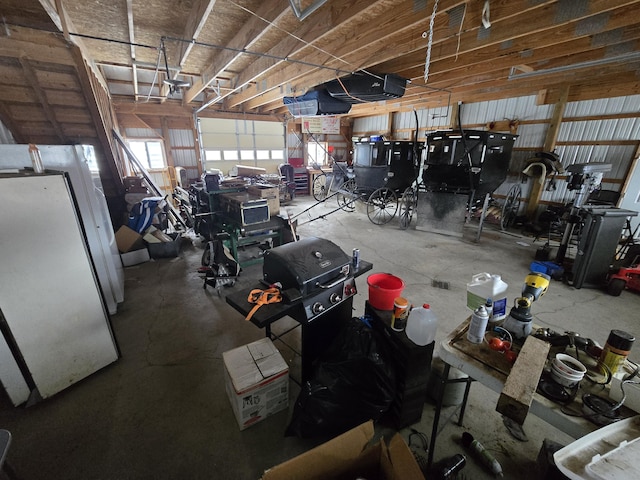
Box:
337, 179, 357, 212
607, 278, 626, 296
367, 187, 398, 225
399, 187, 416, 230
501, 184, 522, 230
312, 173, 328, 201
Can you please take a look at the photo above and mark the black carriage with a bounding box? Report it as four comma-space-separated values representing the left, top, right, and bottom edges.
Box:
414, 129, 519, 231
350, 139, 424, 225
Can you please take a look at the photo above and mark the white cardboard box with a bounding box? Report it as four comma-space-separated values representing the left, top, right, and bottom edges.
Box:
120, 247, 150, 266
223, 337, 289, 430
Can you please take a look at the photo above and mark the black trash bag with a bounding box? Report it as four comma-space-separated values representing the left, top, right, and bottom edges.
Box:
285, 317, 396, 438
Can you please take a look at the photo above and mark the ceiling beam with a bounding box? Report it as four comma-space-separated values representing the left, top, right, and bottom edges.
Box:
243, 0, 640, 112
125, 0, 139, 99
184, 0, 289, 104
178, 0, 218, 68
19, 58, 66, 141
381, 2, 640, 78
225, 0, 402, 111
38, 0, 109, 92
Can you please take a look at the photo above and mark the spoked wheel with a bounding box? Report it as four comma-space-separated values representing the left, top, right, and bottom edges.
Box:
312, 173, 328, 201
367, 187, 398, 225
399, 186, 417, 230
336, 179, 357, 212
501, 184, 522, 230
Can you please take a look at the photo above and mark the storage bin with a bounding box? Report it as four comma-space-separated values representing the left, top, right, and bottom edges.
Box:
147, 232, 182, 258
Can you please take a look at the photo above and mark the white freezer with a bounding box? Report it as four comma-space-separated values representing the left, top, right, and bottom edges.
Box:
0, 144, 124, 314
0, 172, 119, 405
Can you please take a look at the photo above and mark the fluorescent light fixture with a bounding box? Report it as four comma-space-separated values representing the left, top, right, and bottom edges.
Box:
509, 51, 640, 80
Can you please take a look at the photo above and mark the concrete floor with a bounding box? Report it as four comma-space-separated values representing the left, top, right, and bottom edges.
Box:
2, 196, 640, 479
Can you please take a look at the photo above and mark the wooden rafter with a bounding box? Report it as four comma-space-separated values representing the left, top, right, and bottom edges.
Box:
125, 0, 139, 99
225, 0, 388, 109
178, 0, 218, 68
184, 0, 289, 104
19, 58, 66, 142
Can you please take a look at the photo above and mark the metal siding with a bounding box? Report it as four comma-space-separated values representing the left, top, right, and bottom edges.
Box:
459, 95, 554, 125
169, 129, 194, 148
125, 127, 160, 138
516, 124, 547, 147
172, 150, 197, 168
353, 114, 389, 134
565, 95, 640, 116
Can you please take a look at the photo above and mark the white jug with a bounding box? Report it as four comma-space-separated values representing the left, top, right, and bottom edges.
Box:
405, 304, 438, 346
466, 273, 509, 321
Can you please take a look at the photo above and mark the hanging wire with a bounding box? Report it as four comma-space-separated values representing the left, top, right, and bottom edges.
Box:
424, 0, 439, 83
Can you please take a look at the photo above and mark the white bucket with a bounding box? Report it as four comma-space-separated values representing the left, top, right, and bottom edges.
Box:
466, 273, 509, 321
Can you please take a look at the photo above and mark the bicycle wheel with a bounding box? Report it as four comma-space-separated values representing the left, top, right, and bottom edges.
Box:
399, 186, 417, 229
367, 187, 398, 225
312, 173, 328, 201
337, 179, 357, 212
501, 184, 522, 230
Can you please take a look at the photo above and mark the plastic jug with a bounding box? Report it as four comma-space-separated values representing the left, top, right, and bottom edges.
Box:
405, 304, 438, 346
466, 273, 508, 322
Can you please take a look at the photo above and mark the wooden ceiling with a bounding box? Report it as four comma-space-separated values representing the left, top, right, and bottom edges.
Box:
2, 0, 640, 125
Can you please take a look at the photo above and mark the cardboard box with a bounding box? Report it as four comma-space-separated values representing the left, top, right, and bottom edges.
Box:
236, 165, 267, 176
247, 184, 279, 198
223, 338, 289, 431
115, 225, 144, 253
247, 184, 280, 216
120, 248, 150, 267
261, 420, 425, 480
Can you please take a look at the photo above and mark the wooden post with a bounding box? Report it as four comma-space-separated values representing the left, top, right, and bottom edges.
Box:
525, 87, 569, 219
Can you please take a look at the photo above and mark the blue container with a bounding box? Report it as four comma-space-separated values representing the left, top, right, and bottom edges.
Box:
530, 261, 564, 278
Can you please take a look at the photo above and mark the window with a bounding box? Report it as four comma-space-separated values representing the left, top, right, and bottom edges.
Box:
223, 150, 239, 160
308, 142, 328, 167
256, 150, 270, 160
271, 150, 284, 160
240, 150, 255, 160
205, 150, 221, 161
128, 140, 166, 170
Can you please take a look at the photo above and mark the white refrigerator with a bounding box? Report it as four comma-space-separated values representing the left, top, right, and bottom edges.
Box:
0, 171, 120, 406
0, 144, 124, 314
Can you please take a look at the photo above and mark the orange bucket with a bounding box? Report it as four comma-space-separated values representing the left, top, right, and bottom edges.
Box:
367, 273, 405, 310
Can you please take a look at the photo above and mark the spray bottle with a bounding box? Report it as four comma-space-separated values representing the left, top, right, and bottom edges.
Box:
461, 432, 503, 477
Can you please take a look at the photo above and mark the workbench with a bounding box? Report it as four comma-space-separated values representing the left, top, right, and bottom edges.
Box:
201, 188, 292, 267
225, 260, 372, 382
429, 318, 635, 467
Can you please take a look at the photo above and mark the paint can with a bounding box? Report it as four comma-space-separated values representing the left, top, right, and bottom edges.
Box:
391, 297, 409, 331
600, 329, 635, 374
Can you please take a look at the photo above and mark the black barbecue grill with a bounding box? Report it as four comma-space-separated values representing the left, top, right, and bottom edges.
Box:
226, 237, 372, 382
262, 237, 357, 321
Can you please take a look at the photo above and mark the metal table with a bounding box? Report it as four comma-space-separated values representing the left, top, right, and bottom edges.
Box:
428, 318, 631, 467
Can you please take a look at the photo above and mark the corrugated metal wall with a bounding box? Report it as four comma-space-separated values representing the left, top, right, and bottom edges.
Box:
353, 94, 640, 216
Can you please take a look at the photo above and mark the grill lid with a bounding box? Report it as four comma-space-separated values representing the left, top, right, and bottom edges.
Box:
263, 237, 351, 294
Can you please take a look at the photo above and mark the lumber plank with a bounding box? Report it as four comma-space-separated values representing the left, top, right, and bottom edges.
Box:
496, 336, 550, 425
